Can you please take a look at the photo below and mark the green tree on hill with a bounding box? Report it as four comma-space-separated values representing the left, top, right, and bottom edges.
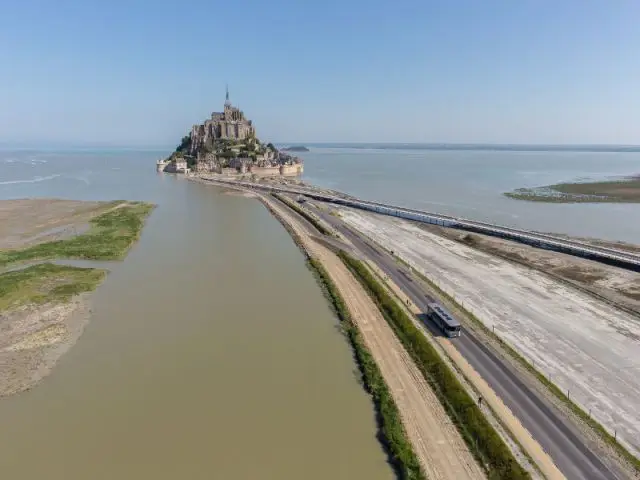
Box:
176, 135, 191, 153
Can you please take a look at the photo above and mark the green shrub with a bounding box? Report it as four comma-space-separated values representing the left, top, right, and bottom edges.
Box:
307, 258, 425, 480
338, 252, 529, 480
0, 263, 106, 311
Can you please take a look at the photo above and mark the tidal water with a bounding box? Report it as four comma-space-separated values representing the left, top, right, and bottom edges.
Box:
1, 144, 639, 477
2, 146, 640, 242
300, 146, 640, 243
0, 150, 392, 479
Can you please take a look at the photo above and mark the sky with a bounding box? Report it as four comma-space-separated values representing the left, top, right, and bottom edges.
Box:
1, 0, 639, 146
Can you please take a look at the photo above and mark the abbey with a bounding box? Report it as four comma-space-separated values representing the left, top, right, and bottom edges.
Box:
159, 87, 304, 177
189, 87, 256, 152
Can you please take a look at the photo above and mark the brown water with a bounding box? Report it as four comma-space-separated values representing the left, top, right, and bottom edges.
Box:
0, 176, 393, 479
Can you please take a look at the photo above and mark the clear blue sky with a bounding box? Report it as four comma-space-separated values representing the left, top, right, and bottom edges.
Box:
1, 0, 639, 146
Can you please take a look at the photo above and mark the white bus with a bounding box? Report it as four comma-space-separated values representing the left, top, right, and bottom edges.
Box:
427, 303, 461, 337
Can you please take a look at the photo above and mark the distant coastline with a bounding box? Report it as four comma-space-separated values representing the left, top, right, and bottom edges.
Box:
281, 145, 310, 152
4, 142, 640, 154
294, 143, 640, 153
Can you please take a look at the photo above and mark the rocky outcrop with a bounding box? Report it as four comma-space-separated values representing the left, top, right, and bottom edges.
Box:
165, 89, 304, 176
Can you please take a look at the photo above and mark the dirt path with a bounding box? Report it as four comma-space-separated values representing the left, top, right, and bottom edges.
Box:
363, 260, 565, 480
254, 190, 486, 480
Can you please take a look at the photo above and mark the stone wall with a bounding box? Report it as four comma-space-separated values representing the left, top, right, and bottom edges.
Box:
279, 164, 304, 176
249, 166, 281, 176
156, 160, 169, 172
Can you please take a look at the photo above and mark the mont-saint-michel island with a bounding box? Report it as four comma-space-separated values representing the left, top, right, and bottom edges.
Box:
157, 88, 304, 177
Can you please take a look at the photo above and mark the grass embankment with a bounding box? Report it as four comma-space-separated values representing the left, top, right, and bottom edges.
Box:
272, 194, 333, 236
0, 201, 155, 267
400, 255, 640, 473
338, 251, 529, 480
0, 263, 106, 311
307, 257, 425, 480
505, 177, 640, 203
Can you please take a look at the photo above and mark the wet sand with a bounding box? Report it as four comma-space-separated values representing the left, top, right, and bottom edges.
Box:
0, 295, 92, 396
0, 199, 145, 397
0, 199, 109, 249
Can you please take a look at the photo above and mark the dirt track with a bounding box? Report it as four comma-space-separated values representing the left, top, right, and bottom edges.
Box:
256, 192, 485, 480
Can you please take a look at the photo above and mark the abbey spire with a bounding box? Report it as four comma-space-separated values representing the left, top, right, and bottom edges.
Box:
225, 84, 231, 106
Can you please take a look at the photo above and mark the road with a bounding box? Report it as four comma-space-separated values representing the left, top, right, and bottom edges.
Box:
304, 201, 623, 480
202, 177, 640, 272
263, 192, 487, 480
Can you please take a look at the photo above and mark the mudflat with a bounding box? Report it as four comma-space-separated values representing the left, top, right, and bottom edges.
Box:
0, 199, 153, 396
505, 176, 640, 203
0, 199, 108, 250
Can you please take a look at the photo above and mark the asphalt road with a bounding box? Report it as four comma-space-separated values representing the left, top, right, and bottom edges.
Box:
306, 202, 623, 480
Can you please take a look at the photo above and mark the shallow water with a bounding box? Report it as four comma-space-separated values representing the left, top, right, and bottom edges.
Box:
300, 146, 640, 243
2, 147, 640, 241
0, 154, 392, 479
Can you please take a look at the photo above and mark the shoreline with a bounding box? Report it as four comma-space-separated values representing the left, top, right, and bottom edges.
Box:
0, 294, 92, 397
190, 172, 640, 251
194, 173, 640, 477
504, 176, 640, 203
191, 175, 506, 479
0, 200, 154, 397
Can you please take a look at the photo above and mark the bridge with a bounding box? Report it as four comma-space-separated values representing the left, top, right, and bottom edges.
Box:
204, 177, 640, 272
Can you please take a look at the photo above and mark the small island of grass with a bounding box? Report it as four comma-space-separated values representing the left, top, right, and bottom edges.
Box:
505, 176, 640, 203
282, 145, 310, 152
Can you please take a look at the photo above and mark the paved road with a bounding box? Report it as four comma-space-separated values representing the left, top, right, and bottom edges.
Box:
305, 202, 623, 480
204, 178, 640, 272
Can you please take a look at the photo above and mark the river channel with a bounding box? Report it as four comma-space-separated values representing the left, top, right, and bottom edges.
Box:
0, 152, 392, 479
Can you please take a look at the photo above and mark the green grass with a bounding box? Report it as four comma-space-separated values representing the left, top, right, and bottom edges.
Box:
393, 253, 640, 473
307, 257, 425, 480
0, 263, 106, 311
338, 251, 529, 480
0, 201, 155, 267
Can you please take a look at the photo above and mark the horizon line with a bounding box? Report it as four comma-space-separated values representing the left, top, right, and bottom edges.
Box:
2, 141, 640, 149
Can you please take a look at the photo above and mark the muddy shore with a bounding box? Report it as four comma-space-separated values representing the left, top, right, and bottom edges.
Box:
0, 295, 92, 396
505, 176, 640, 203
0, 199, 152, 397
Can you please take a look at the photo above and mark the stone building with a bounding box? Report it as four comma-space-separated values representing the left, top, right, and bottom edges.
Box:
189, 87, 256, 153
